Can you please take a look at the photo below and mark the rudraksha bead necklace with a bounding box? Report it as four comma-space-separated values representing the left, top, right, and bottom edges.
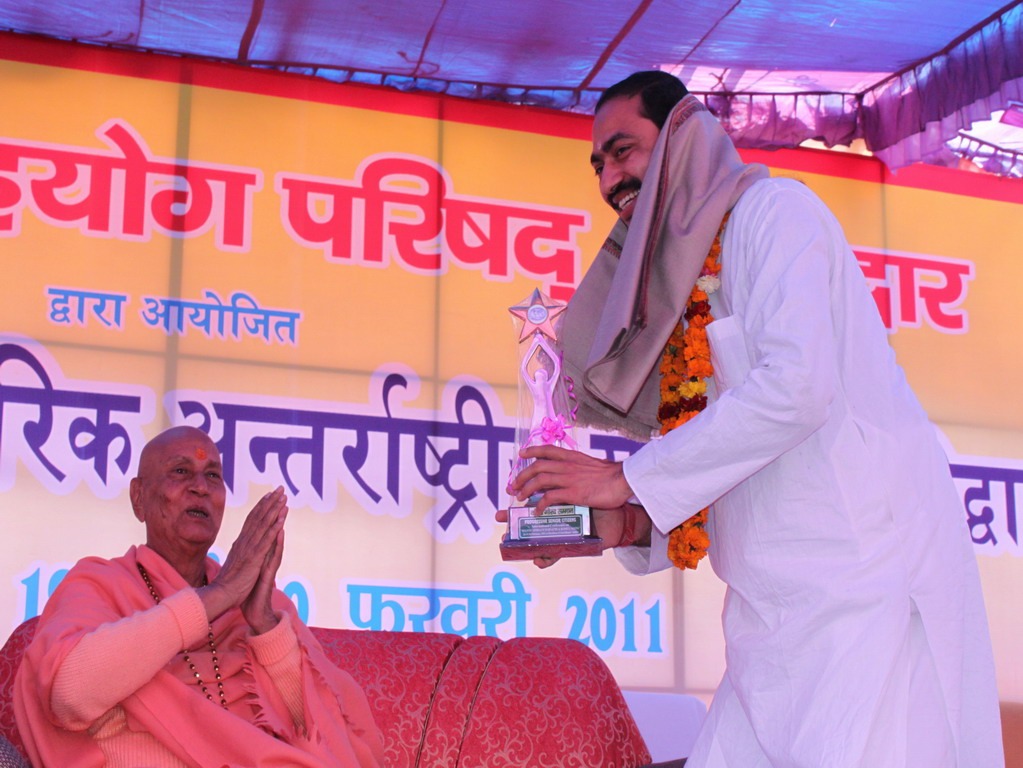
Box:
136, 562, 229, 710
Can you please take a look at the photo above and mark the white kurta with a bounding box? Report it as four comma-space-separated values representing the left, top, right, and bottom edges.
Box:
620, 178, 1003, 767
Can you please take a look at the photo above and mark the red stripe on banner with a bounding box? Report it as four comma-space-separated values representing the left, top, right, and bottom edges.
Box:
879, 161, 1023, 205
740, 147, 885, 183
741, 146, 1023, 205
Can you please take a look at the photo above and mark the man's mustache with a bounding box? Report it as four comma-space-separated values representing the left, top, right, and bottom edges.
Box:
607, 178, 642, 208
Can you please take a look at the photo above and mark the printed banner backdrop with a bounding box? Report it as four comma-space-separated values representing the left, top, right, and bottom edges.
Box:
1, 34, 1021, 701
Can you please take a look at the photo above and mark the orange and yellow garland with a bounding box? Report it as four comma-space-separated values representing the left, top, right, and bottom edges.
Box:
659, 213, 729, 570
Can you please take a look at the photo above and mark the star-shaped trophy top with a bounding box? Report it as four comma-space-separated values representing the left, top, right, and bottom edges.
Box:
509, 288, 566, 342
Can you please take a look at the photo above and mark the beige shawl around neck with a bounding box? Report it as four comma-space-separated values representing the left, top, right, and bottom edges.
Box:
560, 95, 769, 439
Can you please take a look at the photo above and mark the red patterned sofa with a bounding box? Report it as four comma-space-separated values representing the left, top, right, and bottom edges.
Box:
0, 617, 651, 767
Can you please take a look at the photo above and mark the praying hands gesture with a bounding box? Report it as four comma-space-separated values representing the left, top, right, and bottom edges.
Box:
201, 487, 289, 634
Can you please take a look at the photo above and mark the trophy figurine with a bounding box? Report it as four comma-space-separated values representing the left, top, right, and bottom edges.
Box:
500, 289, 602, 561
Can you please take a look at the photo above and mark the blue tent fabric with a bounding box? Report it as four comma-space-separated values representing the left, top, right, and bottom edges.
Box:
0, 0, 1020, 174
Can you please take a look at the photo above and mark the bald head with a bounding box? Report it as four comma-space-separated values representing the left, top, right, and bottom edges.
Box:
131, 426, 226, 565
136, 426, 219, 481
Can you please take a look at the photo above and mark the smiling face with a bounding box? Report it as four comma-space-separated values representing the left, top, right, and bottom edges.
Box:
590, 94, 661, 225
130, 426, 226, 566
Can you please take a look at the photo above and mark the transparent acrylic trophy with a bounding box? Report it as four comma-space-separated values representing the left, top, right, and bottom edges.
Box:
500, 289, 602, 561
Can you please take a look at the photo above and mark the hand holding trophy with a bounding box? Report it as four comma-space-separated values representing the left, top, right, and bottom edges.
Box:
500, 289, 602, 561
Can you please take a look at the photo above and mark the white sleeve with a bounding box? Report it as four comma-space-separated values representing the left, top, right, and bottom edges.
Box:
614, 522, 673, 574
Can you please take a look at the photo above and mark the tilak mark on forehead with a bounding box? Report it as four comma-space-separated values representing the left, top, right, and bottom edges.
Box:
196, 447, 207, 460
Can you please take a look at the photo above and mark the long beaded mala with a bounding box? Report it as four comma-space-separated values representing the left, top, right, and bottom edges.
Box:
137, 562, 229, 710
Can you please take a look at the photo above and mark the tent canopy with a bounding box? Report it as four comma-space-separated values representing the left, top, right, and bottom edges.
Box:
1, 0, 1021, 174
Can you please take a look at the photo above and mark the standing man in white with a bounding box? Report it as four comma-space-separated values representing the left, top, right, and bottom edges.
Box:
509, 71, 1004, 767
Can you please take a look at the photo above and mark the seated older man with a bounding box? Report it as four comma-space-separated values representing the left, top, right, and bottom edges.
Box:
14, 426, 383, 768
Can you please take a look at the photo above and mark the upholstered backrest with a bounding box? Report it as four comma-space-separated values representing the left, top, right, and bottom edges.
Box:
310, 625, 463, 768
456, 636, 651, 768
418, 634, 502, 767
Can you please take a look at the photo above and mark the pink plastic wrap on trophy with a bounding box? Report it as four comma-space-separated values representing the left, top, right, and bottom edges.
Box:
500, 288, 602, 561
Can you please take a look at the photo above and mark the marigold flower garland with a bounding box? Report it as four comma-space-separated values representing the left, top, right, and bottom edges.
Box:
658, 213, 729, 570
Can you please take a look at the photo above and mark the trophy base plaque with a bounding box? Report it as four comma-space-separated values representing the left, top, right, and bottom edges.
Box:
499, 503, 603, 561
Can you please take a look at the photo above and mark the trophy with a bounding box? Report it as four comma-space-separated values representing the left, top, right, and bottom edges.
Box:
500, 289, 602, 561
